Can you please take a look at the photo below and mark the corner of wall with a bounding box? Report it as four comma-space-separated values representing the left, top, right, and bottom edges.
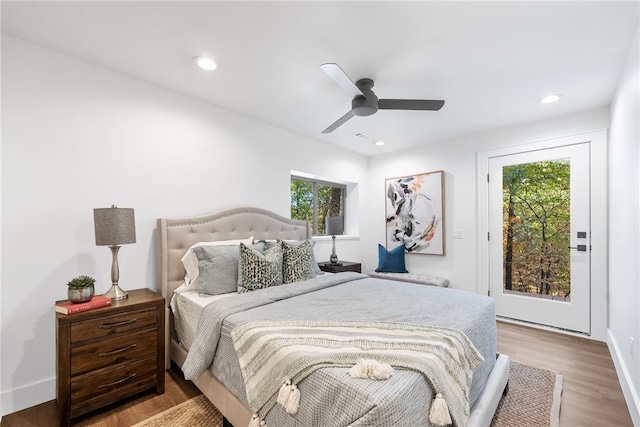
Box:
608, 329, 640, 426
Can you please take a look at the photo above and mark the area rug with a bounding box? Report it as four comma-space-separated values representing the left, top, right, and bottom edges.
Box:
131, 394, 223, 427
491, 361, 562, 427
134, 361, 562, 427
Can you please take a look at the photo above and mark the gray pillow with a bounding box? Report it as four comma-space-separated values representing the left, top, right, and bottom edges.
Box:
193, 244, 263, 296
237, 243, 283, 293
281, 240, 317, 283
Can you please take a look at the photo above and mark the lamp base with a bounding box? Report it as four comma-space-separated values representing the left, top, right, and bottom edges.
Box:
330, 235, 339, 264
104, 284, 128, 300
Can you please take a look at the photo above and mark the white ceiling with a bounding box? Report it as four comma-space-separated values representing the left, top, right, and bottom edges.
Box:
2, 1, 638, 156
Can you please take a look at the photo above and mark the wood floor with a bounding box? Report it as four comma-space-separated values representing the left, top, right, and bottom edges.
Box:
1, 320, 633, 426
496, 321, 633, 426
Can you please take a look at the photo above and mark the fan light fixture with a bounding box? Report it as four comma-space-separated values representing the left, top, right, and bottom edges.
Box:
538, 94, 562, 104
194, 56, 218, 71
320, 63, 445, 134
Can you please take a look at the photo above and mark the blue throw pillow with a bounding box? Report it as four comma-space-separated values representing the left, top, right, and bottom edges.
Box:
375, 244, 409, 273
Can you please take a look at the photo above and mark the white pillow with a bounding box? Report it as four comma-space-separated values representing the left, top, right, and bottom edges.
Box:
181, 236, 253, 286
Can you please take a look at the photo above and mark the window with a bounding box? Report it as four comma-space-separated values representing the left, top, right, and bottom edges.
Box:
291, 176, 345, 235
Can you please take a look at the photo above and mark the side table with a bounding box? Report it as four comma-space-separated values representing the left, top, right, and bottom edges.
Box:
318, 261, 362, 273
56, 288, 165, 426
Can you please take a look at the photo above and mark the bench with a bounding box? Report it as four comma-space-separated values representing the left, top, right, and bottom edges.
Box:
367, 271, 449, 287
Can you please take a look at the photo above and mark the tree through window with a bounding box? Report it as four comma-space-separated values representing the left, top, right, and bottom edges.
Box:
291, 176, 344, 235
502, 159, 571, 300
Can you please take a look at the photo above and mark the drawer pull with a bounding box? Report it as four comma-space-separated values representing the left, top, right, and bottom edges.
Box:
98, 373, 136, 388
99, 319, 136, 329
99, 344, 137, 357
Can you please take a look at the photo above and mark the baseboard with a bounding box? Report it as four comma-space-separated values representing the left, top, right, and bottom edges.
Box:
607, 329, 640, 426
0, 376, 55, 416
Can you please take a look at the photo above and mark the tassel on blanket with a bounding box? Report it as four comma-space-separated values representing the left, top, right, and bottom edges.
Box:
348, 358, 394, 380
283, 384, 300, 414
276, 380, 300, 414
428, 393, 452, 426
277, 380, 292, 406
248, 414, 262, 427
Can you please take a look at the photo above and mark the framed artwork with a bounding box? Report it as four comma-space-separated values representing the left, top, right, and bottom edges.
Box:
385, 170, 445, 255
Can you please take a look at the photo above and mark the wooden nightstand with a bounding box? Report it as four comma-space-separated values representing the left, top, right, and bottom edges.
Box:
56, 288, 165, 426
318, 261, 362, 273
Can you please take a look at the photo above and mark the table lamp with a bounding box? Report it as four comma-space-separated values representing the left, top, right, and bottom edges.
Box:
326, 216, 344, 264
93, 205, 136, 300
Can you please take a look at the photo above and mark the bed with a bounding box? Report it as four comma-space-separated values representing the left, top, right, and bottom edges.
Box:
157, 207, 509, 427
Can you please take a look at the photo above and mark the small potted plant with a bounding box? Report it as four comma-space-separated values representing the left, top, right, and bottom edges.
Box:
66, 275, 96, 303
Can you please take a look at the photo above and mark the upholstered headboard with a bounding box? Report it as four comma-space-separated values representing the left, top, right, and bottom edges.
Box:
156, 206, 310, 308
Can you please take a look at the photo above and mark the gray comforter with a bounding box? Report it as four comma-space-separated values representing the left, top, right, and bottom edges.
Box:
182, 272, 497, 427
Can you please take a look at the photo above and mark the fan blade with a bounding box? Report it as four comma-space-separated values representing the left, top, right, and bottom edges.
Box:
322, 110, 355, 134
378, 99, 445, 111
321, 63, 364, 99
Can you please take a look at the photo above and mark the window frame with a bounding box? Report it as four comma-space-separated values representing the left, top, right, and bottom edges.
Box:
291, 175, 346, 236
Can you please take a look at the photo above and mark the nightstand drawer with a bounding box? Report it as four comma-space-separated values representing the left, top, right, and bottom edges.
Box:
71, 307, 157, 343
71, 328, 157, 376
70, 356, 157, 411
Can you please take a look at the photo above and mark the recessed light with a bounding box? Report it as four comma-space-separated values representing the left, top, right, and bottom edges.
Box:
373, 140, 385, 146
538, 94, 562, 104
194, 56, 218, 71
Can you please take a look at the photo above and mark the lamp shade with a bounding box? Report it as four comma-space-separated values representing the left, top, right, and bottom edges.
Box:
326, 216, 344, 236
94, 206, 136, 246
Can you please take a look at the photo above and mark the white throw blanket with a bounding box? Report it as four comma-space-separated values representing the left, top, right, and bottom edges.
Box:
231, 320, 484, 427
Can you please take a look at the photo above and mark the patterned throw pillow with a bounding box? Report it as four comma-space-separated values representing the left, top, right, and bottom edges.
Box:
237, 243, 283, 293
281, 240, 317, 284
260, 239, 322, 275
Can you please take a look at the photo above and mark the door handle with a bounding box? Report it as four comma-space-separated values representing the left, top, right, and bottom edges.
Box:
568, 245, 587, 252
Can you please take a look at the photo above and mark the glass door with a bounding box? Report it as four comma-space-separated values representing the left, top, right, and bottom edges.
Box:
488, 142, 590, 334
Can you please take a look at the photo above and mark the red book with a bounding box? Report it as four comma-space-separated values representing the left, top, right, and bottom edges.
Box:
55, 295, 112, 315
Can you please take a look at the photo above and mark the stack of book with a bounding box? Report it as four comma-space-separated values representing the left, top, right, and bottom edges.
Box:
55, 295, 112, 315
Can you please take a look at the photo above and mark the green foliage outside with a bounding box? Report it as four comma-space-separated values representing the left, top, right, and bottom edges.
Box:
291, 179, 313, 223
291, 178, 343, 235
502, 159, 571, 298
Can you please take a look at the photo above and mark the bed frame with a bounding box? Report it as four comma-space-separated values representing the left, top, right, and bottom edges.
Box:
157, 206, 509, 427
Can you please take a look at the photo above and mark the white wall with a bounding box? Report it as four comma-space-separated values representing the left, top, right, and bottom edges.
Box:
365, 108, 610, 292
0, 36, 368, 415
608, 24, 640, 426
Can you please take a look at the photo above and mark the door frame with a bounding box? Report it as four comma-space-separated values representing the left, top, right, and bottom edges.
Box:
477, 129, 608, 341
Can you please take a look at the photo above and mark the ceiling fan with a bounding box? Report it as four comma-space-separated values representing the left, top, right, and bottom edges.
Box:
320, 63, 445, 134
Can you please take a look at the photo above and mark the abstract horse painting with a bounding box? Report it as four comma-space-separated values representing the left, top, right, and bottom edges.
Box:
385, 170, 445, 255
